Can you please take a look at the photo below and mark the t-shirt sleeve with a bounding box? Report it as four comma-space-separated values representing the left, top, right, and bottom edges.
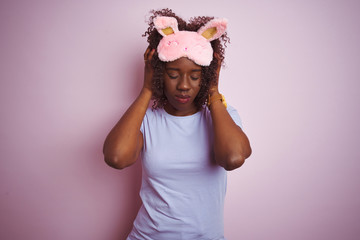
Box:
140, 115, 145, 134
140, 109, 150, 134
226, 104, 243, 129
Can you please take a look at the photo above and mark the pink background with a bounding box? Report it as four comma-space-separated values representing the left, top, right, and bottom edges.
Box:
1, 0, 359, 239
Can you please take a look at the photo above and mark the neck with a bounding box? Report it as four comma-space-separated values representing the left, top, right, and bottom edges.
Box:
164, 104, 198, 116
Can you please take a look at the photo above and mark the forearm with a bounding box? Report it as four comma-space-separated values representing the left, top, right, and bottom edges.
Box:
103, 88, 152, 169
209, 99, 252, 171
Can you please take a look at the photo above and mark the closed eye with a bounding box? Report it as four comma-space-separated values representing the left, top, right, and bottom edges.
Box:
191, 69, 201, 81
167, 73, 178, 79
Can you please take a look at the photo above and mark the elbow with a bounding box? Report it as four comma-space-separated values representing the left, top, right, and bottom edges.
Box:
104, 154, 136, 170
221, 148, 252, 171
222, 156, 246, 171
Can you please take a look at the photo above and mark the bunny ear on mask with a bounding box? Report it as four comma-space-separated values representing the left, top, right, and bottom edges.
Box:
198, 18, 228, 42
154, 16, 228, 66
154, 16, 179, 37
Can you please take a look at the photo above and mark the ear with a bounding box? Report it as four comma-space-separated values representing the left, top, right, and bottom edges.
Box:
154, 16, 179, 37
198, 18, 228, 42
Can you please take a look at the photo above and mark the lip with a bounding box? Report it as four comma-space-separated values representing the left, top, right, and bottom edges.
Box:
175, 95, 191, 104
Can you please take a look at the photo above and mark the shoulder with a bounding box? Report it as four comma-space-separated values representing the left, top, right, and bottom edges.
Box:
141, 108, 164, 132
144, 107, 164, 119
204, 104, 243, 129
226, 104, 243, 129
226, 104, 238, 115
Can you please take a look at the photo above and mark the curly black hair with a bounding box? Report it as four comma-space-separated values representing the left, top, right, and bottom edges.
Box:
143, 8, 230, 109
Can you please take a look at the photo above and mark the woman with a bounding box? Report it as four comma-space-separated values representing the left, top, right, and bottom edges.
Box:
103, 9, 252, 240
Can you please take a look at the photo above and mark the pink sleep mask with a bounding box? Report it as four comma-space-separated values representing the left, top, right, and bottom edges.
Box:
154, 16, 228, 66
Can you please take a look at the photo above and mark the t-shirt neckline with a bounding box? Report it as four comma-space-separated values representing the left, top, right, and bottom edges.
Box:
161, 107, 202, 119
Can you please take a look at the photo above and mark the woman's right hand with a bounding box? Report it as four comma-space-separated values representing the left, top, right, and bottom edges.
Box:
143, 46, 156, 92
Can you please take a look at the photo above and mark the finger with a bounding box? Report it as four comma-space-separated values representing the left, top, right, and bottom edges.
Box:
214, 53, 221, 72
148, 49, 156, 61
144, 46, 151, 60
215, 53, 222, 62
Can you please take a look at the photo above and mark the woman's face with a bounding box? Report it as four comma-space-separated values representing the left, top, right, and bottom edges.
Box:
163, 57, 202, 116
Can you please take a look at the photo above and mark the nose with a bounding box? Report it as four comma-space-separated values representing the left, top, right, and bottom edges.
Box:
176, 75, 190, 91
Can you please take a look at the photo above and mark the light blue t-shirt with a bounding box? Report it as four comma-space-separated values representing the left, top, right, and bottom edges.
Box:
127, 105, 242, 240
